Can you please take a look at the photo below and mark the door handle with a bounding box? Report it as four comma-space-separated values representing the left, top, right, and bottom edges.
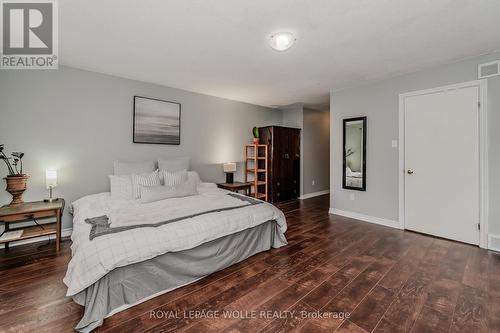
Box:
407, 169, 414, 175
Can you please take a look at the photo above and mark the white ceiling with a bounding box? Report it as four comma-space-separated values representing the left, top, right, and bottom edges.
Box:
60, 0, 500, 108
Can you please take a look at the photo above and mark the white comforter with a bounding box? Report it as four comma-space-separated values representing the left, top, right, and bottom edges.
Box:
64, 188, 286, 296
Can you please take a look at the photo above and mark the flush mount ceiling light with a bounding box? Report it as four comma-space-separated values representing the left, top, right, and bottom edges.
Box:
269, 32, 295, 51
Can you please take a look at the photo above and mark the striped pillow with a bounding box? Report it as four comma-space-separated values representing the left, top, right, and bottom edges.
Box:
161, 169, 188, 187
132, 170, 161, 199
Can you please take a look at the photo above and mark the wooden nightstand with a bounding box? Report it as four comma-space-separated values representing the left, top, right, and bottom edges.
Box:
217, 182, 252, 196
0, 199, 65, 251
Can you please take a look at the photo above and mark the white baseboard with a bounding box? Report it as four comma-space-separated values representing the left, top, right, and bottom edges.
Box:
488, 234, 500, 252
0, 227, 72, 249
329, 208, 402, 230
299, 190, 330, 200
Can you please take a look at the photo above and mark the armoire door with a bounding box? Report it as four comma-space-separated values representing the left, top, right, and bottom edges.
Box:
258, 126, 301, 203
289, 128, 301, 198
273, 127, 286, 201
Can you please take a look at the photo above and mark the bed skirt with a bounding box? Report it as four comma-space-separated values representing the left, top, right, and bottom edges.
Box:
72, 220, 286, 332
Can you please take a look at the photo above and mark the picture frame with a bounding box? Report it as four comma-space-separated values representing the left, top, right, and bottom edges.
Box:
133, 96, 181, 145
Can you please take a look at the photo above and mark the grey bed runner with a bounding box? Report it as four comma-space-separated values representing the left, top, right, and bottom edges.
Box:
85, 193, 263, 240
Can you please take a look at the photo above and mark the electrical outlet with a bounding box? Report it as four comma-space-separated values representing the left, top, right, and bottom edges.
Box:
349, 193, 355, 200
312, 180, 315, 186
391, 140, 398, 148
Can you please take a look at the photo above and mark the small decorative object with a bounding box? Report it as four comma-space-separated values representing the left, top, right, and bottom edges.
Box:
252, 126, 260, 144
133, 96, 181, 145
223, 162, 236, 183
0, 144, 28, 206
345, 148, 355, 158
44, 169, 59, 202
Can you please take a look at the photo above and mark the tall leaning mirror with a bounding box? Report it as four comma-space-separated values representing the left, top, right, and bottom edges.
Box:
343, 117, 367, 191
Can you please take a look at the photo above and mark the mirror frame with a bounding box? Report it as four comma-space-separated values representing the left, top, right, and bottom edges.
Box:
342, 116, 367, 191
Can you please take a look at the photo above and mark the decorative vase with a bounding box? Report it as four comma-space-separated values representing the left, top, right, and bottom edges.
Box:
4, 174, 29, 206
253, 137, 260, 144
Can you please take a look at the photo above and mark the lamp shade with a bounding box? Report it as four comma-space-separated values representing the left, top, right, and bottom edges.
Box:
223, 162, 236, 173
46, 169, 57, 189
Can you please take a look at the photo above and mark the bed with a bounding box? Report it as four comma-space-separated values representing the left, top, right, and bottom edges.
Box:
63, 166, 287, 332
345, 167, 363, 187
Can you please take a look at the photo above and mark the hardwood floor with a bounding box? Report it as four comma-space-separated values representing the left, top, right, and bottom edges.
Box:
1, 194, 499, 332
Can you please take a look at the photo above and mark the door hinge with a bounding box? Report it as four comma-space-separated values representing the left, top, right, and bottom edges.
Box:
477, 223, 481, 230
478, 101, 481, 108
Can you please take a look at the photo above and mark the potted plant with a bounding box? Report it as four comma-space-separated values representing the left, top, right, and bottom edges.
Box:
0, 144, 28, 206
252, 126, 260, 144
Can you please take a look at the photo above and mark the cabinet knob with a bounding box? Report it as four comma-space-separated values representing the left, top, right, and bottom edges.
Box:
407, 169, 414, 175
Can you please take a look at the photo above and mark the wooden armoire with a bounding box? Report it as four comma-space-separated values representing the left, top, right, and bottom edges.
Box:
258, 126, 301, 203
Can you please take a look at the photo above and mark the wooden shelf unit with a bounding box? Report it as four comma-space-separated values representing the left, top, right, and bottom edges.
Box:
0, 223, 57, 245
245, 144, 269, 201
0, 199, 65, 251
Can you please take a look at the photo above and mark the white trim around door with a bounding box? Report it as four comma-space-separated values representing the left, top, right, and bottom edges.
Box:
398, 80, 489, 249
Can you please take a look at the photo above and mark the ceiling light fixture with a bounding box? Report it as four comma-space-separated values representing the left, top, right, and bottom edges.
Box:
269, 32, 295, 52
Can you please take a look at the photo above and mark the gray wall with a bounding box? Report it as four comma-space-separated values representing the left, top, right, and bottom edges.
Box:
330, 51, 500, 237
281, 103, 304, 129
303, 108, 330, 194
0, 66, 282, 229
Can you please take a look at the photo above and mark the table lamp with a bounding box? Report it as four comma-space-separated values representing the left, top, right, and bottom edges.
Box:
223, 162, 236, 183
44, 169, 58, 202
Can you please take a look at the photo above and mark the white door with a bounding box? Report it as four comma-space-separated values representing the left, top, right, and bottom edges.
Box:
404, 86, 479, 245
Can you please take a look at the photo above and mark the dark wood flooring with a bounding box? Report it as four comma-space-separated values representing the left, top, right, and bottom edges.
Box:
1, 195, 499, 332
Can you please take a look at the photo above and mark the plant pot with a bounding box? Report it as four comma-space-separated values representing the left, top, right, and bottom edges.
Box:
4, 174, 29, 206
253, 138, 260, 144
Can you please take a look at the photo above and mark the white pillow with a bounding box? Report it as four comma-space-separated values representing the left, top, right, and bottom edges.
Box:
140, 178, 198, 203
131, 170, 161, 199
110, 175, 133, 199
196, 182, 220, 194
187, 171, 202, 185
158, 157, 190, 172
114, 161, 155, 176
161, 169, 188, 186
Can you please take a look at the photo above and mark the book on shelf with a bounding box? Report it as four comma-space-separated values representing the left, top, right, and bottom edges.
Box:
0, 230, 24, 242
